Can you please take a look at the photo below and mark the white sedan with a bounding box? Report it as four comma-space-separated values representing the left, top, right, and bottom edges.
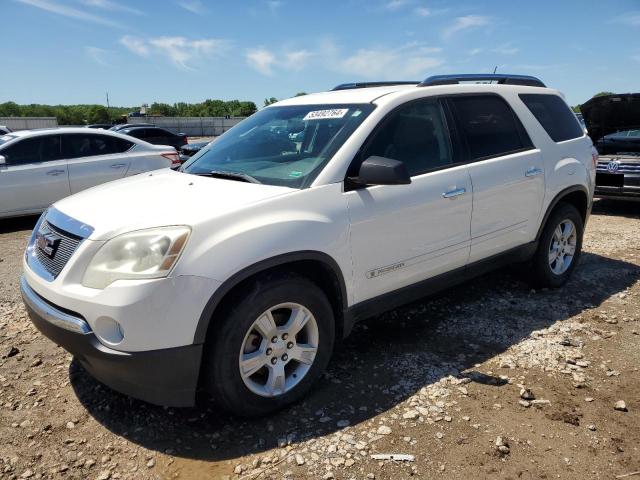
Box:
0, 128, 179, 219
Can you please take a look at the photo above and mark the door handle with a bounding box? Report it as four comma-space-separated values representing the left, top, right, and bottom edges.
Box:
442, 187, 466, 199
525, 167, 543, 177
46, 169, 65, 176
110, 163, 127, 169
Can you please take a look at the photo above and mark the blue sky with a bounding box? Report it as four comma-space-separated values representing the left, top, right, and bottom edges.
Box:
2, 0, 640, 108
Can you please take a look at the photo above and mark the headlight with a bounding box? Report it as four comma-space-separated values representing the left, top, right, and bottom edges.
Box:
82, 226, 190, 289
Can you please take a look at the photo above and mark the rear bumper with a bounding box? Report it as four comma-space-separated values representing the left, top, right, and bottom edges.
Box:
20, 277, 202, 407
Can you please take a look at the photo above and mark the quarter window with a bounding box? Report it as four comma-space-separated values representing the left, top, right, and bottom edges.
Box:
519, 93, 584, 142
360, 98, 453, 177
449, 95, 533, 161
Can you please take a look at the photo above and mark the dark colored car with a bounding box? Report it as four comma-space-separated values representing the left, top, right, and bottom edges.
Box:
582, 93, 640, 199
120, 126, 188, 151
109, 123, 156, 132
86, 124, 113, 130
179, 140, 210, 162
0, 126, 12, 135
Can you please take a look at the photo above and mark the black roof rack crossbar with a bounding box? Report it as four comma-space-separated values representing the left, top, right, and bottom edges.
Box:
418, 74, 546, 88
331, 81, 419, 91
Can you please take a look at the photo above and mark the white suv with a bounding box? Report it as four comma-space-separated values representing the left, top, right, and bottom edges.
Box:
21, 74, 596, 417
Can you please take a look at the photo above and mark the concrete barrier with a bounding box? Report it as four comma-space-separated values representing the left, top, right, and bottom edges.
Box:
0, 117, 58, 131
127, 117, 245, 136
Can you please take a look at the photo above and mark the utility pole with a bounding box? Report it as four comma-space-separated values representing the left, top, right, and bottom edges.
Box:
106, 92, 110, 109
492, 65, 498, 74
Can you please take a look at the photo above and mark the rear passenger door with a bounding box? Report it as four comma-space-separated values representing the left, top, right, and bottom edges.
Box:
446, 94, 544, 263
63, 133, 133, 193
0, 135, 69, 216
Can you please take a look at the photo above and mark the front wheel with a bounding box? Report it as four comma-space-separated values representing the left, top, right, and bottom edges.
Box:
530, 202, 584, 288
203, 274, 335, 417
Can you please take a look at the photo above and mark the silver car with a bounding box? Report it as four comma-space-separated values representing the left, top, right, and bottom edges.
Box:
0, 128, 179, 219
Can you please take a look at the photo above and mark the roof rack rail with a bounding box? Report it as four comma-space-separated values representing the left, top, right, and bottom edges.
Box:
331, 81, 419, 91
418, 74, 546, 88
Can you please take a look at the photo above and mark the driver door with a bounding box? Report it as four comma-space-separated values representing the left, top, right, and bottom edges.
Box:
345, 98, 473, 304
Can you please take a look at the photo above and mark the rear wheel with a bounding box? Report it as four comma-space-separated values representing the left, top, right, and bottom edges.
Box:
530, 202, 583, 288
203, 274, 334, 417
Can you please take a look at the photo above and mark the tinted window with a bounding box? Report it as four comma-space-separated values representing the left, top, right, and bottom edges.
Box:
62, 134, 126, 158
360, 98, 453, 177
113, 137, 134, 152
2, 135, 62, 165
519, 94, 584, 142
449, 95, 532, 160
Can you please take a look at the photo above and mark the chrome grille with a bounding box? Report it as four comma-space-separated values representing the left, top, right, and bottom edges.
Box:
597, 160, 640, 174
26, 208, 94, 282
33, 221, 82, 279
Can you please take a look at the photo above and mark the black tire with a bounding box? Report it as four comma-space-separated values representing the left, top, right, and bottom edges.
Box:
530, 202, 584, 288
202, 273, 335, 417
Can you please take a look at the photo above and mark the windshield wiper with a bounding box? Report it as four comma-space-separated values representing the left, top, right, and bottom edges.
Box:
199, 170, 262, 184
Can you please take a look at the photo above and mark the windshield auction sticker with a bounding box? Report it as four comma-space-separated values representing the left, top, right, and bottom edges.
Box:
303, 109, 349, 121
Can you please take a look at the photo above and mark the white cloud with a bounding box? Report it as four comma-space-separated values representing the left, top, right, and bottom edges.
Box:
246, 47, 277, 75
467, 48, 483, 55
385, 0, 409, 10
267, 0, 283, 12
120, 35, 228, 69
80, 0, 143, 15
336, 44, 443, 79
283, 50, 312, 70
493, 43, 519, 55
414, 6, 430, 17
17, 0, 121, 27
178, 0, 206, 14
84, 46, 109, 66
444, 15, 491, 39
120, 35, 149, 56
614, 13, 640, 26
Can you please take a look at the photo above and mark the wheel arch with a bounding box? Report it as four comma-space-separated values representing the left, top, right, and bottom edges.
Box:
536, 185, 590, 241
192, 251, 349, 346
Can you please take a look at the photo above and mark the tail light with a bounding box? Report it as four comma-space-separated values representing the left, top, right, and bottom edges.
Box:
182, 135, 188, 144
591, 149, 598, 170
161, 151, 181, 167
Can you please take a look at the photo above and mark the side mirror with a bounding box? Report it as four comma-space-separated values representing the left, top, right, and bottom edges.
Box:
349, 156, 411, 186
0, 155, 6, 165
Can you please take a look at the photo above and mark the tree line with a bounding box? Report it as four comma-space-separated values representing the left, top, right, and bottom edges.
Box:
0, 99, 258, 125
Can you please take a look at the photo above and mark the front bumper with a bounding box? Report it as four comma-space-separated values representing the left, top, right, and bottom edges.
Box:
21, 277, 202, 407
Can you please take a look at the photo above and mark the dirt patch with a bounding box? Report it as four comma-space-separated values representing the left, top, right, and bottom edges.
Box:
1, 198, 639, 480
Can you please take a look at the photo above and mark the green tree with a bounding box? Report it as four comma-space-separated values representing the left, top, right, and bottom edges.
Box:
294, 92, 307, 97
87, 105, 111, 124
593, 91, 615, 98
264, 97, 278, 107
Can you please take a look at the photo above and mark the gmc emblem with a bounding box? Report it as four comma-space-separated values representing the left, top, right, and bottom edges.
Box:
36, 231, 61, 259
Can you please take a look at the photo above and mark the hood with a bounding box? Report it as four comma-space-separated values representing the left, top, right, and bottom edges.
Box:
52, 169, 295, 240
581, 93, 640, 141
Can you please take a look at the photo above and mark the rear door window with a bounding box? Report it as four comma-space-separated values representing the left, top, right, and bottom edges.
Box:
519, 93, 584, 142
448, 95, 533, 161
62, 134, 122, 158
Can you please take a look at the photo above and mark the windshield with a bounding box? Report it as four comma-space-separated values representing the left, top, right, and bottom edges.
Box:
182, 104, 375, 188
0, 134, 16, 146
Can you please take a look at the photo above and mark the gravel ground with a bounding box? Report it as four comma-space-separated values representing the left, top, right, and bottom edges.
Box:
1, 199, 639, 480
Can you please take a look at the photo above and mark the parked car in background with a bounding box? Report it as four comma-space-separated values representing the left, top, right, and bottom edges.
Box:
110, 123, 155, 132
0, 128, 179, 218
0, 126, 12, 135
582, 93, 640, 199
86, 124, 113, 130
120, 126, 188, 151
179, 140, 210, 163
20, 74, 594, 416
